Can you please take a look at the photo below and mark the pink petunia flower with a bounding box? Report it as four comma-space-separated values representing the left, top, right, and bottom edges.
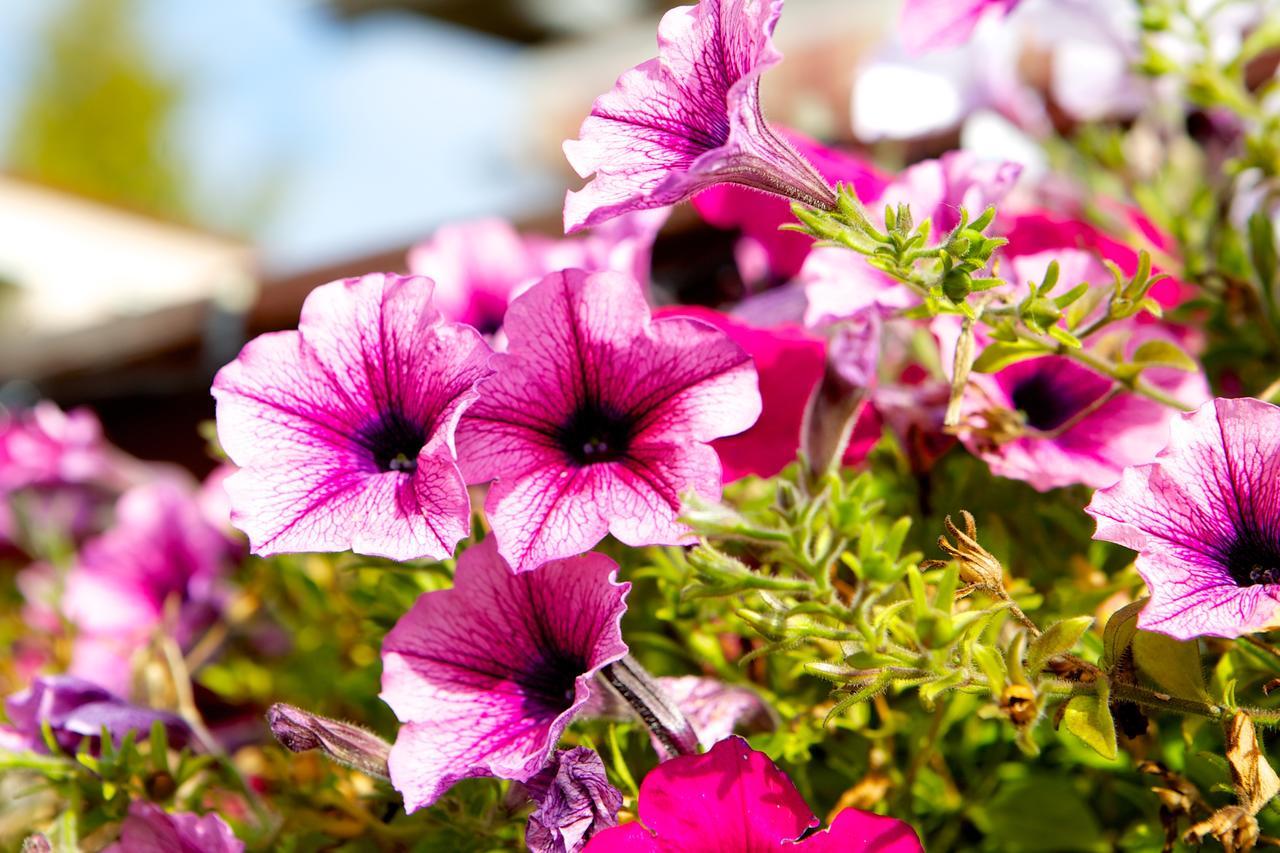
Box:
1087, 398, 1280, 640
878, 150, 1022, 235
899, 0, 1021, 55
563, 0, 836, 233
407, 211, 669, 336
103, 802, 242, 853
62, 480, 236, 693
456, 269, 760, 572
583, 736, 923, 851
380, 538, 629, 812
212, 273, 493, 561
953, 324, 1210, 492
692, 129, 890, 283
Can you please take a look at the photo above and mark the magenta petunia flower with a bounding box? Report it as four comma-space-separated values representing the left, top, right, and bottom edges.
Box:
61, 481, 236, 693
1087, 398, 1280, 640
380, 538, 629, 812
583, 736, 923, 851
456, 269, 760, 572
563, 0, 836, 233
523, 747, 623, 853
103, 802, 242, 853
692, 129, 889, 283
407, 211, 668, 336
1, 675, 190, 755
212, 273, 493, 561
899, 0, 1021, 54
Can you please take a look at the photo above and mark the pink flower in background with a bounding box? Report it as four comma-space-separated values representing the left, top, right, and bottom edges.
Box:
103, 802, 242, 853
1088, 398, 1280, 640
955, 328, 1210, 491
879, 151, 1022, 234
213, 273, 492, 561
456, 270, 760, 572
584, 736, 923, 851
523, 747, 623, 853
564, 0, 835, 233
407, 210, 669, 335
0, 675, 190, 755
800, 248, 913, 326
380, 538, 629, 811
693, 129, 889, 282
899, 0, 1021, 54
62, 481, 236, 693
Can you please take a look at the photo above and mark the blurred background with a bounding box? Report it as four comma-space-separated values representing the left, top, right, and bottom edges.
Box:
0, 0, 893, 476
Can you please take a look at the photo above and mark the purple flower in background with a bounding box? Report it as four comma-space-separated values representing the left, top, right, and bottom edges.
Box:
1088, 398, 1280, 640
61, 481, 235, 693
456, 269, 760, 572
213, 273, 492, 561
380, 538, 629, 811
563, 0, 836, 233
407, 211, 668, 336
0, 675, 190, 754
103, 802, 242, 853
878, 151, 1022, 234
899, 0, 1021, 54
523, 747, 623, 853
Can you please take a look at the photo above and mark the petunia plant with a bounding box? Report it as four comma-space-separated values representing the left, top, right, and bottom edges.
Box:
3, 0, 1280, 851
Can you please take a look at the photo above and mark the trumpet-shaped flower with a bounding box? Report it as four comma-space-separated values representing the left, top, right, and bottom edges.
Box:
380, 538, 629, 811
1087, 397, 1280, 640
104, 802, 242, 853
212, 273, 492, 561
408, 211, 668, 335
456, 270, 760, 572
564, 0, 835, 233
584, 736, 922, 851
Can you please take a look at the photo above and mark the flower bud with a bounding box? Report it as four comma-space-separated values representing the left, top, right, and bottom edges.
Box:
266, 703, 391, 780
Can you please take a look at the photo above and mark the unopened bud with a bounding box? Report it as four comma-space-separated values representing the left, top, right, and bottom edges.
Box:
267, 703, 392, 780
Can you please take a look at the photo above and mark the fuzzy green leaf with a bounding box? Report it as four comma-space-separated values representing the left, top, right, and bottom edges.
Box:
1062, 684, 1118, 760
1027, 616, 1093, 674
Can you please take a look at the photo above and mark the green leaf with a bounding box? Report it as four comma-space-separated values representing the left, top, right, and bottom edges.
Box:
1062, 684, 1118, 761
1133, 631, 1210, 702
1130, 339, 1197, 372
1102, 600, 1145, 669
972, 341, 1051, 373
1248, 211, 1278, 305
1027, 616, 1093, 674
978, 774, 1104, 852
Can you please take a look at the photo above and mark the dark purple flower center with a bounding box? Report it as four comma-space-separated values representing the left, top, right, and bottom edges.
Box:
522, 652, 588, 712
1010, 373, 1085, 432
357, 411, 427, 474
1225, 535, 1280, 587
556, 402, 634, 466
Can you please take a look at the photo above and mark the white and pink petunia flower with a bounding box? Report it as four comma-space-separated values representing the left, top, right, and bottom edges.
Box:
212, 273, 492, 561
899, 0, 1022, 54
1088, 397, 1280, 640
456, 269, 761, 572
563, 0, 835, 233
380, 538, 629, 812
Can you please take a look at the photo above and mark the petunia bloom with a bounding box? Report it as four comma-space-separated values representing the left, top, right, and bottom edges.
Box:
103, 802, 242, 853
899, 0, 1021, 54
0, 675, 190, 754
456, 269, 760, 572
212, 273, 492, 561
380, 538, 629, 812
523, 747, 623, 853
1087, 397, 1280, 640
407, 211, 668, 336
60, 481, 236, 694
583, 736, 923, 851
564, 0, 836, 233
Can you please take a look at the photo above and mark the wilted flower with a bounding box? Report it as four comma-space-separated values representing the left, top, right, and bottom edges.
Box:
1087, 397, 1280, 640
267, 703, 391, 779
523, 747, 623, 853
212, 273, 492, 561
0, 675, 190, 754
380, 538, 629, 811
407, 211, 668, 335
899, 0, 1021, 54
583, 736, 923, 851
103, 801, 242, 853
456, 269, 760, 572
563, 0, 835, 233
60, 480, 235, 693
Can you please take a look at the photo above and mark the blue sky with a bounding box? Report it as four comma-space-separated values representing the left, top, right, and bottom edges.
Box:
0, 0, 561, 273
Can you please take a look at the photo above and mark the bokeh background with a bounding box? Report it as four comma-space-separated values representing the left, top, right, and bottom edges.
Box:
0, 0, 895, 478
